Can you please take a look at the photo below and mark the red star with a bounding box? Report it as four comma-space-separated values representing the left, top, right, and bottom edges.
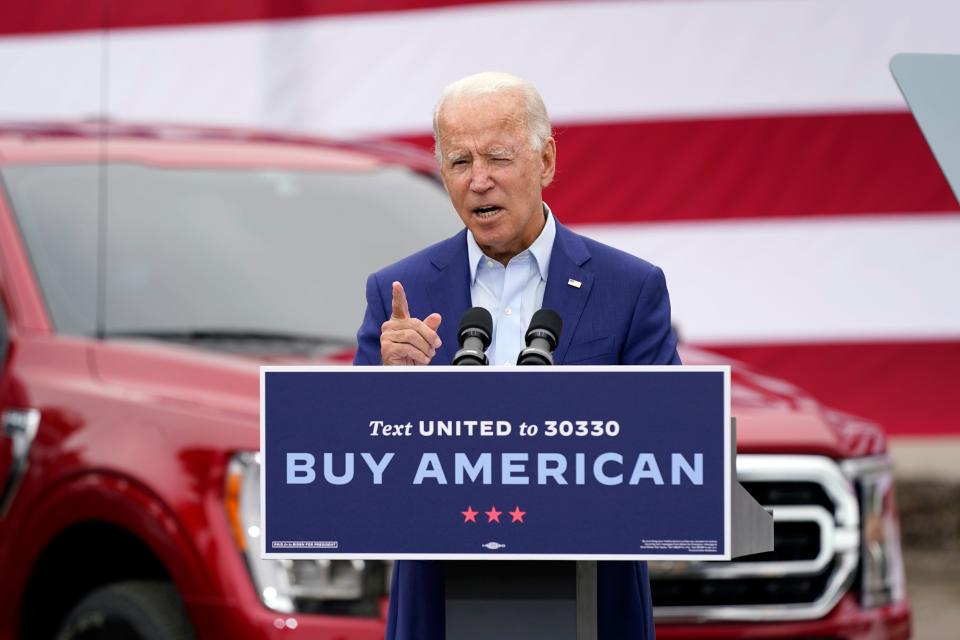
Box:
485, 506, 502, 523
461, 506, 478, 523
509, 506, 526, 523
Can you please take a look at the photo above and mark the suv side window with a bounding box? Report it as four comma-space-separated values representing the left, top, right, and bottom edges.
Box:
1, 165, 99, 336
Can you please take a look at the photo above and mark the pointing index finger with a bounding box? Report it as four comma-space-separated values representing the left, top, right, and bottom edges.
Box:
391, 281, 410, 320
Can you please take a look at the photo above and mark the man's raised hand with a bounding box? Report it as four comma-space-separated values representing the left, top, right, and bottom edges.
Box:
380, 281, 443, 366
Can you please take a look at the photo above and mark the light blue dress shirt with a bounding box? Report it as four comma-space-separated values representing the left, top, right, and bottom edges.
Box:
466, 205, 556, 366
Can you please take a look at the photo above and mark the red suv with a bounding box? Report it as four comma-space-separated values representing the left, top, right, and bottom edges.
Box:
0, 123, 910, 639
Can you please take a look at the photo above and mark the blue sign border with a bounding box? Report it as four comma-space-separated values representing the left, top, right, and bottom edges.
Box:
260, 365, 731, 561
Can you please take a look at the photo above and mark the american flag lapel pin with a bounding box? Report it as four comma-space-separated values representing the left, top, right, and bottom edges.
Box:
567, 278, 582, 289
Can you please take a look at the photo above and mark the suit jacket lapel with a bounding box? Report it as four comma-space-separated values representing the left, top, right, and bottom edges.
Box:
425, 230, 472, 365
423, 224, 592, 365
542, 223, 593, 364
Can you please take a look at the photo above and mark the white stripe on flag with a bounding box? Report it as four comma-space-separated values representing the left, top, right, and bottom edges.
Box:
1, 0, 959, 134
573, 214, 960, 344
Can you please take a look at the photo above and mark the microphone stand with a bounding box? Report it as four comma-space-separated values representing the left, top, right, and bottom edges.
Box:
446, 309, 597, 640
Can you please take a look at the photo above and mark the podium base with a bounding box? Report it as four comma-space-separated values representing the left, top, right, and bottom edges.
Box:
445, 561, 597, 640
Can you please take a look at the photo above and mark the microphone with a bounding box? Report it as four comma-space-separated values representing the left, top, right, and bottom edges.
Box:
453, 307, 493, 366
517, 309, 563, 366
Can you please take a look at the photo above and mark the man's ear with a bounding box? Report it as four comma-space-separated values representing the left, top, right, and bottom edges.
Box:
540, 137, 557, 188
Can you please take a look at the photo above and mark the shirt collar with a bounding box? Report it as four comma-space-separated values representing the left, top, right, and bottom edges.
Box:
466, 203, 556, 284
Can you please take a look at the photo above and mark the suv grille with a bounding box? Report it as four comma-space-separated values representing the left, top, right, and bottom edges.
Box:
736, 519, 820, 563
650, 455, 861, 622
654, 566, 835, 606
742, 481, 833, 512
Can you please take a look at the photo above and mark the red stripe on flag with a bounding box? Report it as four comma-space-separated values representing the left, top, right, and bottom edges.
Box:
701, 341, 960, 436
0, 0, 515, 36
392, 112, 959, 222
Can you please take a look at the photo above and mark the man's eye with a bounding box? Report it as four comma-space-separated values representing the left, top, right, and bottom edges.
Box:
451, 159, 468, 167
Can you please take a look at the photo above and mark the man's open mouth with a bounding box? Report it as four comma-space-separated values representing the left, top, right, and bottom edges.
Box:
473, 205, 502, 219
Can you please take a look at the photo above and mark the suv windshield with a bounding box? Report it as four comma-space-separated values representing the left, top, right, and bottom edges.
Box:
2, 162, 462, 348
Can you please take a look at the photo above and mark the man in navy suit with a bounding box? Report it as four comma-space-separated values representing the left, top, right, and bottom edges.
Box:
355, 72, 679, 639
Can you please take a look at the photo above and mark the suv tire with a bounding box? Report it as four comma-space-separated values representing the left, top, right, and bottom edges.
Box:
55, 580, 195, 640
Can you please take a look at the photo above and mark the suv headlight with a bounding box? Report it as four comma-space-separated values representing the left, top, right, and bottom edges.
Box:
225, 452, 389, 614
843, 456, 907, 608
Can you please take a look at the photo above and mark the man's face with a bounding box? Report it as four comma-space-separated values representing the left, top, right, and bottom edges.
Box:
436, 91, 556, 264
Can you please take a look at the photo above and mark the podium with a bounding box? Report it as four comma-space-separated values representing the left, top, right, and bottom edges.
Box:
261, 366, 774, 639
442, 417, 771, 640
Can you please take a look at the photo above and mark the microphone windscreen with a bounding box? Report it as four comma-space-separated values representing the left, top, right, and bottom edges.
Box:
459, 306, 493, 339
527, 308, 562, 341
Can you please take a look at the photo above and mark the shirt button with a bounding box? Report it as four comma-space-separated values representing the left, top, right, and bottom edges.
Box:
504, 307, 512, 316
486, 260, 494, 268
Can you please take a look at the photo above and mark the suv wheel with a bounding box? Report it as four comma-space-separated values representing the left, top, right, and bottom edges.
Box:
56, 580, 195, 640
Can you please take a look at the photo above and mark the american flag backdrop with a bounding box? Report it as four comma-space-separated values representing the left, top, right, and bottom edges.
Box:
1, 0, 957, 436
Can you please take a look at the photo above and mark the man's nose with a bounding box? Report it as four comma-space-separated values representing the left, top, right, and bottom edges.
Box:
469, 162, 493, 192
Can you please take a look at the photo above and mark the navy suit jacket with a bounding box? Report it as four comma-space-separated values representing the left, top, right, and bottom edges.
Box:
355, 221, 680, 639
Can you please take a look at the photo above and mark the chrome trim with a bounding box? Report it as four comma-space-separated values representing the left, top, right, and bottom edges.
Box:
737, 455, 860, 528
0, 407, 41, 517
650, 505, 844, 580
286, 559, 367, 600
841, 454, 894, 480
652, 454, 862, 623
653, 551, 859, 623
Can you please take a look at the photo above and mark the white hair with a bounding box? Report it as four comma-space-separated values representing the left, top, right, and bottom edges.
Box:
433, 71, 552, 163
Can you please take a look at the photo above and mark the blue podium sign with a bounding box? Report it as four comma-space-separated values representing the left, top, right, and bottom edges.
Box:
261, 366, 731, 561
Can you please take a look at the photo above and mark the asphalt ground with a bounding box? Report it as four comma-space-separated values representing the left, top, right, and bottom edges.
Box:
903, 549, 960, 640
889, 436, 960, 639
